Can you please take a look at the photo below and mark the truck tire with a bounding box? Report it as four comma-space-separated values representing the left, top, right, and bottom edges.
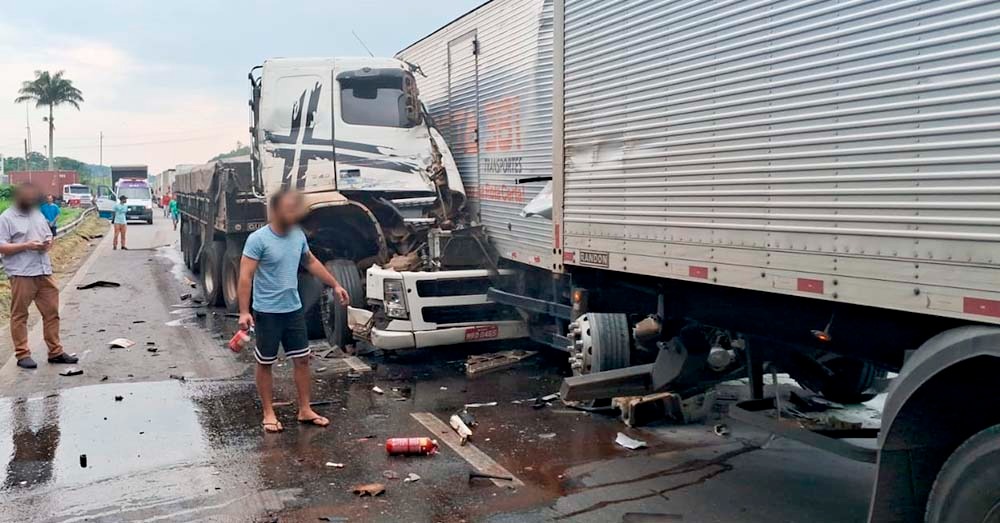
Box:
925, 423, 1000, 523
321, 259, 364, 349
222, 249, 241, 313
796, 356, 887, 404
200, 241, 225, 306
298, 272, 325, 339
567, 313, 631, 408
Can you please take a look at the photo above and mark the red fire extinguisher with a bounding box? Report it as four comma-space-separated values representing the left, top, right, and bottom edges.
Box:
385, 437, 439, 456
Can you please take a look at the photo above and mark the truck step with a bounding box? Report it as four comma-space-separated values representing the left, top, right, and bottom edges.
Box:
404, 218, 436, 226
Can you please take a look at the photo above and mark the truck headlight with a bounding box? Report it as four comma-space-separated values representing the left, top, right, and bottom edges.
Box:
383, 280, 409, 319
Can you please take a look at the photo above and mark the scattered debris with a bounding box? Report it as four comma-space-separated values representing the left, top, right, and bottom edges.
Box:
440, 386, 448, 391
315, 367, 328, 373
180, 293, 192, 301
466, 349, 537, 376
382, 470, 400, 480
169, 374, 186, 382
714, 424, 730, 437
184, 277, 197, 288
621, 512, 684, 522
351, 483, 385, 497
372, 386, 384, 395
325, 462, 345, 468
114, 395, 124, 402
59, 368, 83, 377
464, 402, 498, 409
108, 338, 135, 349
318, 517, 347, 523
132, 320, 146, 324
79, 454, 87, 468
196, 310, 207, 318
456, 410, 476, 427
146, 347, 158, 353
76, 280, 121, 290
538, 433, 557, 440
100, 376, 109, 382
450, 414, 473, 445
403, 473, 421, 483
615, 432, 648, 450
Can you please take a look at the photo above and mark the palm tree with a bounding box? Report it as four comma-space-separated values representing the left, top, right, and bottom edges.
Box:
15, 71, 84, 171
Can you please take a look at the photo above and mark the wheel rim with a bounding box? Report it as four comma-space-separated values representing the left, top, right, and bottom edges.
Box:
984, 501, 1000, 523
204, 262, 216, 295
223, 260, 237, 305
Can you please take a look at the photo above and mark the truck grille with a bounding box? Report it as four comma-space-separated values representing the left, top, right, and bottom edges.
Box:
416, 277, 492, 298
421, 303, 519, 325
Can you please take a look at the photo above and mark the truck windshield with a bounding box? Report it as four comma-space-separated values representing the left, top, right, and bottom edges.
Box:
340, 74, 417, 128
118, 187, 151, 200
67, 186, 90, 194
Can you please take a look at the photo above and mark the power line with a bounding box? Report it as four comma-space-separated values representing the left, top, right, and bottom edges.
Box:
0, 123, 239, 144
56, 134, 237, 150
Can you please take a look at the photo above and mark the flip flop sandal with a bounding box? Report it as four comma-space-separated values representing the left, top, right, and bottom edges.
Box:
262, 421, 283, 433
298, 417, 330, 427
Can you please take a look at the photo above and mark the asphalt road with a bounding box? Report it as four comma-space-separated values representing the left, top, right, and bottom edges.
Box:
0, 215, 876, 522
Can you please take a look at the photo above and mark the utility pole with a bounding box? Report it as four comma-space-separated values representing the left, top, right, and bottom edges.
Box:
24, 139, 30, 173
25, 105, 32, 172
100, 131, 103, 166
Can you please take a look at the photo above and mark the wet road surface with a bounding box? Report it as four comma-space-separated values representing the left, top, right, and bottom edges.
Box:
0, 216, 875, 522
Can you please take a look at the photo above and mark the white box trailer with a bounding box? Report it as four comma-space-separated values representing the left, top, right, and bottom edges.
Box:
402, 1, 1000, 521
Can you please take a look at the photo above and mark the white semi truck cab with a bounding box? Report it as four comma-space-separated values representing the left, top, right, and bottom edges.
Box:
248, 57, 525, 350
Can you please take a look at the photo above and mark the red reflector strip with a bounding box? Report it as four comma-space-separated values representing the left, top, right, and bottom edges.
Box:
689, 266, 709, 279
797, 278, 825, 294
563, 251, 575, 262
554, 224, 561, 249
964, 297, 1000, 318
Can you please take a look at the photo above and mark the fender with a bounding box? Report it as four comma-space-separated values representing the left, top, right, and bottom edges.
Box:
869, 326, 1000, 522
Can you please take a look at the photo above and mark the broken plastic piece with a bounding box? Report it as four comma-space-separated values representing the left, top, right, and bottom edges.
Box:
714, 424, 730, 437
372, 386, 384, 394
403, 473, 421, 483
450, 414, 473, 445
615, 432, 648, 450
108, 338, 135, 349
351, 483, 385, 497
464, 402, 498, 409
382, 470, 400, 480
59, 368, 83, 377
325, 462, 345, 468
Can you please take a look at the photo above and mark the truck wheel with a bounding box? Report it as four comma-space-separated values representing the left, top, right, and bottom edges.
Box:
200, 241, 224, 306
796, 356, 887, 404
925, 424, 1000, 523
567, 313, 631, 407
222, 250, 241, 313
321, 259, 364, 349
298, 272, 326, 339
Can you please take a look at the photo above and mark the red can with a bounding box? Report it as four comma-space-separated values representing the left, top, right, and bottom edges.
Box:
228, 329, 252, 353
385, 437, 439, 456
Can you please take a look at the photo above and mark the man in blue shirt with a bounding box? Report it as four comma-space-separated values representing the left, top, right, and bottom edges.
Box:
237, 189, 350, 433
112, 195, 128, 250
40, 195, 60, 237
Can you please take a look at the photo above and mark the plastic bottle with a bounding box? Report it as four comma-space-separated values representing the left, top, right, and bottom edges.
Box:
229, 328, 253, 353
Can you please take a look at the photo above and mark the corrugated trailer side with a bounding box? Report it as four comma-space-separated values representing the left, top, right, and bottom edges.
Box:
560, 0, 1000, 325
398, 0, 558, 270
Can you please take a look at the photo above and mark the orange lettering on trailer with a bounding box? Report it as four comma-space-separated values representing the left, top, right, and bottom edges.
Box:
482, 97, 521, 152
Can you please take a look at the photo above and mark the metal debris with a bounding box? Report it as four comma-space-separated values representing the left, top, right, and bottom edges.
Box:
466, 350, 537, 376
351, 483, 385, 497
614, 432, 647, 450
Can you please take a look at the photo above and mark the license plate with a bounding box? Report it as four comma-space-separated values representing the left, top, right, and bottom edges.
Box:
465, 325, 499, 342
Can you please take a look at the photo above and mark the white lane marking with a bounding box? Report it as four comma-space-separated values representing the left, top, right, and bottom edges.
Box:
410, 412, 524, 487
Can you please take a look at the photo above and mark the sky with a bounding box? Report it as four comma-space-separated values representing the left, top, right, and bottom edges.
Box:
0, 0, 484, 174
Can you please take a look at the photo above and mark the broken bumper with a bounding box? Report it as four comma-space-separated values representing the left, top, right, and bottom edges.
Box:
348, 307, 528, 350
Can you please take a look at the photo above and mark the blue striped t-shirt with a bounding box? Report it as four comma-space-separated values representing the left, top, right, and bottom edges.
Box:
243, 225, 309, 313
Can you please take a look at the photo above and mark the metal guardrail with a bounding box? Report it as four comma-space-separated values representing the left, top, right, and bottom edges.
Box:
55, 206, 97, 239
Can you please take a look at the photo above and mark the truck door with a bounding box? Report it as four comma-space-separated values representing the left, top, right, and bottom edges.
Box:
257, 62, 336, 194
447, 31, 480, 220
96, 185, 115, 219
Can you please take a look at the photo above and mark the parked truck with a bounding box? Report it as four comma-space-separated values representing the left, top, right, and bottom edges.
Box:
396, 1, 1000, 521
8, 170, 79, 201
175, 57, 528, 349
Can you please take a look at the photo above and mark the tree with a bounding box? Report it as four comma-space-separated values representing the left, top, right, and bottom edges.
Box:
15, 71, 84, 171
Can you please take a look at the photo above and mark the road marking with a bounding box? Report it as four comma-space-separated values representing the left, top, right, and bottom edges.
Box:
410, 412, 524, 487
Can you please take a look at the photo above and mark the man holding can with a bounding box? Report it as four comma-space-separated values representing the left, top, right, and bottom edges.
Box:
237, 189, 350, 433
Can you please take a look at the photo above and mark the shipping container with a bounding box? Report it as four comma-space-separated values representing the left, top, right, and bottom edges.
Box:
8, 170, 79, 200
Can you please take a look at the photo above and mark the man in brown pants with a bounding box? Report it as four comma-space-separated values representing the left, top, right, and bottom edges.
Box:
0, 184, 78, 369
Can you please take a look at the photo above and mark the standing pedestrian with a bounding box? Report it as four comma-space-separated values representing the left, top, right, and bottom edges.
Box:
0, 184, 78, 369
237, 189, 350, 433
169, 197, 179, 231
161, 192, 171, 218
113, 195, 128, 250
40, 195, 60, 237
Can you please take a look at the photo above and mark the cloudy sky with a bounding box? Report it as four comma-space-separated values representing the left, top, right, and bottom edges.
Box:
0, 0, 482, 174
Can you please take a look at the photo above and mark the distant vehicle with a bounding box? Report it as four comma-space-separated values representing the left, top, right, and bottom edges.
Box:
61, 183, 93, 207
97, 177, 153, 224
110, 165, 148, 186
8, 170, 79, 201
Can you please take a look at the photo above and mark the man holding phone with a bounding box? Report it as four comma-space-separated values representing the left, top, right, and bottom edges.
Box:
0, 184, 77, 369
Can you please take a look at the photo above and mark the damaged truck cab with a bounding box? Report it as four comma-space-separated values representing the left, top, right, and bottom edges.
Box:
249, 57, 526, 349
